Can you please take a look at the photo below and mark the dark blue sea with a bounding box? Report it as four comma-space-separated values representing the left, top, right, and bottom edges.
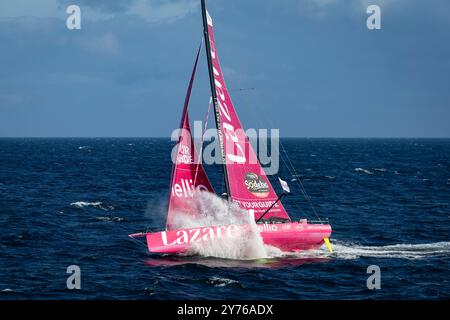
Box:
1, 138, 449, 299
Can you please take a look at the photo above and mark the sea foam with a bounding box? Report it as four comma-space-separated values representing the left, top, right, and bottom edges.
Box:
327, 240, 450, 260
172, 191, 268, 260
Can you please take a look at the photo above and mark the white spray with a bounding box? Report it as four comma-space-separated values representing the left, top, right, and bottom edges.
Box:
171, 191, 269, 260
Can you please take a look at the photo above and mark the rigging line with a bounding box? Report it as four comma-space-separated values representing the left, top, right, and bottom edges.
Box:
238, 90, 306, 219
239, 89, 322, 221
193, 37, 207, 184
266, 109, 321, 221
260, 118, 317, 218
128, 234, 148, 249
271, 136, 313, 218
193, 96, 213, 187
279, 141, 322, 221
228, 87, 255, 93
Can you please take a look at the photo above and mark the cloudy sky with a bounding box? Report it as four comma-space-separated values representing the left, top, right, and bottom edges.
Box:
0, 0, 449, 137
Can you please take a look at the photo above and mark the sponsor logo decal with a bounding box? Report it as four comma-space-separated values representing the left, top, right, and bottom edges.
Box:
256, 224, 278, 232
244, 172, 270, 198
282, 224, 291, 230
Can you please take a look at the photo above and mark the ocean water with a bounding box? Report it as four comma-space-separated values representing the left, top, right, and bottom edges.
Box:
0, 138, 449, 299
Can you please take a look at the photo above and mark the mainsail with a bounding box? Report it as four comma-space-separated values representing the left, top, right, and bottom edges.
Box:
201, 2, 291, 221
166, 44, 214, 230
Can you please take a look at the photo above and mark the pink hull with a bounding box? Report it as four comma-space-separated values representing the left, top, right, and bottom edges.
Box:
131, 222, 331, 255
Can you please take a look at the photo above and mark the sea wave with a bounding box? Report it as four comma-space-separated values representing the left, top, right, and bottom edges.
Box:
1, 289, 14, 293
78, 146, 92, 150
70, 201, 114, 211
96, 216, 123, 222
354, 168, 373, 175
373, 168, 387, 172
207, 276, 239, 287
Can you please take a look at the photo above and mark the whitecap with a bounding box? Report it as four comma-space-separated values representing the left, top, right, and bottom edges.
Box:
208, 276, 239, 287
1, 289, 14, 293
354, 168, 373, 175
96, 216, 123, 222
70, 201, 114, 211
78, 146, 91, 150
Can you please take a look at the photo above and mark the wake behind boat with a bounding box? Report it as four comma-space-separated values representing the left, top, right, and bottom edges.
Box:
129, 0, 332, 256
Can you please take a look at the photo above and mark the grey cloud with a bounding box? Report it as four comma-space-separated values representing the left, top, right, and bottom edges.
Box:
58, 0, 138, 13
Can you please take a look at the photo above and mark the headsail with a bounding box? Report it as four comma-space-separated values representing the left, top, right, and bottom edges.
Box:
201, 3, 291, 222
167, 44, 214, 230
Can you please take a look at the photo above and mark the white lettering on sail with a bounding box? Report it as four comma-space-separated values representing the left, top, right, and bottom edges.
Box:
177, 144, 192, 164
223, 123, 245, 163
172, 179, 208, 198
214, 78, 225, 101
210, 39, 216, 59
209, 39, 246, 164
216, 99, 231, 123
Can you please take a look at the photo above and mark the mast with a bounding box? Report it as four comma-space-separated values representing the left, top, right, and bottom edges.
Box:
200, 0, 231, 197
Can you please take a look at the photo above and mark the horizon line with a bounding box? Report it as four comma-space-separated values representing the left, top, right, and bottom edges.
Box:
1, 136, 450, 139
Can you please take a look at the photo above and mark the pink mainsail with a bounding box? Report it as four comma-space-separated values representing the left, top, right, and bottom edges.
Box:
166, 45, 214, 230
204, 9, 291, 221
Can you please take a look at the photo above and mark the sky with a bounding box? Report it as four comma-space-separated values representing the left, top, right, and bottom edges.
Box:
0, 0, 449, 137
